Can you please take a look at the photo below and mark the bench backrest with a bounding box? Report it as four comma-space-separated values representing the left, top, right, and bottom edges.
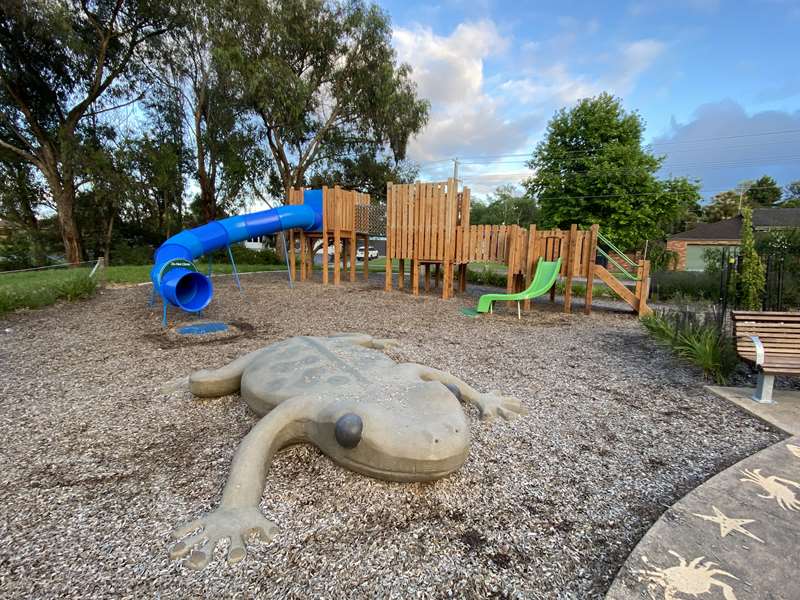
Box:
732, 311, 800, 366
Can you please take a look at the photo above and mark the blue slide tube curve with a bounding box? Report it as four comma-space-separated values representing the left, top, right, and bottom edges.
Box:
151, 190, 323, 312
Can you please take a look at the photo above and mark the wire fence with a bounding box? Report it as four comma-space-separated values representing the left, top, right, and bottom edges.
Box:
0, 260, 97, 275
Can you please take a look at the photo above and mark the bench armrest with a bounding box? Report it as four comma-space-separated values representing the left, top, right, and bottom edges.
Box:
747, 335, 765, 367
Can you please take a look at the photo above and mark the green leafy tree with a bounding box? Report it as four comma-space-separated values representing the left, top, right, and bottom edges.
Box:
738, 206, 765, 310
524, 93, 684, 250
470, 185, 538, 226
153, 2, 268, 222
308, 151, 418, 203
0, 0, 179, 263
745, 175, 782, 208
781, 180, 800, 208
215, 0, 429, 198
0, 158, 48, 264
659, 177, 702, 234
703, 190, 741, 222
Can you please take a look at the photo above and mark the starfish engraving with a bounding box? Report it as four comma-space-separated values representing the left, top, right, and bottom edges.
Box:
692, 506, 763, 543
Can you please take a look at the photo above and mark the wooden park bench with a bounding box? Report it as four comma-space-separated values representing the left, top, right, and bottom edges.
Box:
732, 311, 800, 403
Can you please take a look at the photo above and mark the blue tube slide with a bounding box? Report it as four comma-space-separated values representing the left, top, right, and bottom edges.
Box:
150, 189, 323, 312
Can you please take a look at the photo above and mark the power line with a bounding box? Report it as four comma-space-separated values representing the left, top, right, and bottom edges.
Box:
416, 127, 800, 166
455, 143, 800, 166
453, 185, 788, 202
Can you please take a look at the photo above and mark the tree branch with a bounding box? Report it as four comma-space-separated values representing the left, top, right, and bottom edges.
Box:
0, 137, 40, 168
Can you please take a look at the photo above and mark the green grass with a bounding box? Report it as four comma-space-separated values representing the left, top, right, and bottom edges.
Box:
0, 262, 288, 314
0, 267, 97, 315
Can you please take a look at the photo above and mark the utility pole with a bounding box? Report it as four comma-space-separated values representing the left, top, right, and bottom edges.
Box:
453, 157, 459, 184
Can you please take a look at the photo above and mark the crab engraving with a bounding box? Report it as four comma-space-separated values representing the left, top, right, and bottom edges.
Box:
635, 551, 738, 600
740, 468, 800, 511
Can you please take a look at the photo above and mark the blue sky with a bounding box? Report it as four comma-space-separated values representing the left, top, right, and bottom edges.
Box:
378, 0, 800, 199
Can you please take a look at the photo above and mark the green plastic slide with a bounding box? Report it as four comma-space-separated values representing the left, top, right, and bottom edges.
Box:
461, 258, 562, 318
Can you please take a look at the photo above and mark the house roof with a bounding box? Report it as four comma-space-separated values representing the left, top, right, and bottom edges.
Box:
669, 217, 743, 241
669, 208, 800, 241
753, 207, 800, 228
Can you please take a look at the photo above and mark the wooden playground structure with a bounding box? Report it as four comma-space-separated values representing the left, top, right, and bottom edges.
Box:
384, 179, 652, 316
284, 179, 651, 316
287, 186, 378, 285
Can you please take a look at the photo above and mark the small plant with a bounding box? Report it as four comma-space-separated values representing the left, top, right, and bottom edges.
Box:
466, 266, 507, 288
57, 272, 97, 301
641, 309, 738, 384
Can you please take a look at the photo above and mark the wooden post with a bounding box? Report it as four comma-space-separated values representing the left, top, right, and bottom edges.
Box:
322, 188, 329, 285
563, 224, 578, 313
584, 224, 598, 314
363, 235, 370, 281
289, 230, 296, 282
299, 231, 306, 281
434, 263, 441, 288
424, 264, 431, 291
412, 182, 420, 296
524, 226, 537, 311
506, 226, 517, 293
635, 259, 652, 316
333, 187, 341, 285
349, 232, 357, 282
385, 183, 393, 291
459, 264, 467, 293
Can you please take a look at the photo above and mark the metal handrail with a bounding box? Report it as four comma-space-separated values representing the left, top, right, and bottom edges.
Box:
596, 230, 637, 268
596, 246, 640, 281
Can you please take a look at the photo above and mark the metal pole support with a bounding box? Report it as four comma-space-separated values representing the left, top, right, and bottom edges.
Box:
226, 245, 242, 293
281, 231, 294, 289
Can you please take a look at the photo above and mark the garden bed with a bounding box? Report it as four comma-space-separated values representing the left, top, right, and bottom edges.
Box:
0, 273, 783, 598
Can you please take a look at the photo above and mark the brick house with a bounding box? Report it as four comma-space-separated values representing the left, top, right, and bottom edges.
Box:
666, 208, 800, 271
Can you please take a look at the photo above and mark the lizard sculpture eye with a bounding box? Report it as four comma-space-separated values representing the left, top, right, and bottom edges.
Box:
334, 413, 363, 448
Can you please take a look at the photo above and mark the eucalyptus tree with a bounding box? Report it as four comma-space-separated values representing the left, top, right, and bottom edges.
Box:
151, 0, 267, 223
215, 0, 429, 199
0, 0, 179, 263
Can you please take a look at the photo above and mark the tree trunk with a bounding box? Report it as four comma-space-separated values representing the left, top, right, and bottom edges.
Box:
42, 167, 82, 265
56, 192, 82, 265
38, 139, 83, 264
103, 212, 114, 266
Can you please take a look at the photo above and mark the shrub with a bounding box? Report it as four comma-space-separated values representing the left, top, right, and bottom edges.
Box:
641, 309, 738, 384
111, 243, 153, 266
649, 270, 719, 303
647, 242, 679, 272
738, 207, 765, 310
466, 266, 507, 288
208, 244, 283, 265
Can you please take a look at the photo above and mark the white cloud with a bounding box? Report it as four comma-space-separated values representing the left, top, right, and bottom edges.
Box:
394, 20, 666, 198
394, 21, 535, 163
501, 38, 665, 108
